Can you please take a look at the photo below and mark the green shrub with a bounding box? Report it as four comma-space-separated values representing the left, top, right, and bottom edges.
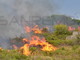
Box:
0, 50, 30, 60
0, 46, 80, 60
31, 56, 52, 60
30, 47, 37, 51
64, 40, 74, 46
41, 51, 55, 56
55, 34, 68, 40
45, 34, 58, 40
46, 39, 65, 46
54, 24, 72, 35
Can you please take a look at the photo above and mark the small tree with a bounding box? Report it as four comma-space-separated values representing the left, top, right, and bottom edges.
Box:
54, 24, 72, 35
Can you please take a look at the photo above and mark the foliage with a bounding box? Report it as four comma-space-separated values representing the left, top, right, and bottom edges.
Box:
54, 24, 72, 35
0, 46, 80, 60
30, 47, 38, 54
1, 24, 79, 60
46, 38, 80, 46
30, 47, 37, 51
0, 50, 30, 60
46, 39, 64, 46
42, 33, 58, 40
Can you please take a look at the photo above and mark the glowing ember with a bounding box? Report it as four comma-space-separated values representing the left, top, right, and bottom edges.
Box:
20, 25, 57, 56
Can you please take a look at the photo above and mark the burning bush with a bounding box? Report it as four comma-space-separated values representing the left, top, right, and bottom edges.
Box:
18, 25, 58, 56
0, 25, 80, 60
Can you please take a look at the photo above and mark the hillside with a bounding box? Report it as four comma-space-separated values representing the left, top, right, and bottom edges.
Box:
33, 15, 80, 26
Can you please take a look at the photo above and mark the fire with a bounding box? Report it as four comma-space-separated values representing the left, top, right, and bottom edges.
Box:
32, 25, 42, 34
23, 38, 28, 43
41, 42, 57, 51
0, 47, 3, 50
20, 25, 57, 56
25, 26, 31, 33
24, 25, 42, 34
68, 26, 75, 31
20, 44, 31, 56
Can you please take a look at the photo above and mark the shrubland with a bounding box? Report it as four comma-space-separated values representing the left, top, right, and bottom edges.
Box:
0, 24, 80, 60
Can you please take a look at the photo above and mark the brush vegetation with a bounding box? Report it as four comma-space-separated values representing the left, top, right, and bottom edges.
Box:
0, 24, 80, 60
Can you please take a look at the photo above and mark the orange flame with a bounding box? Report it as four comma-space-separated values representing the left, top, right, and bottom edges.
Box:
25, 26, 31, 33
20, 25, 57, 56
32, 25, 42, 34
0, 47, 3, 50
20, 44, 31, 56
24, 25, 42, 34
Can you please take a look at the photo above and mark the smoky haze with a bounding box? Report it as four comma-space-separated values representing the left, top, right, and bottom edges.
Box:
0, 0, 56, 48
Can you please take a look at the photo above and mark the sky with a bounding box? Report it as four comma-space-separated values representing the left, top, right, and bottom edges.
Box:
54, 0, 80, 19
0, 0, 80, 18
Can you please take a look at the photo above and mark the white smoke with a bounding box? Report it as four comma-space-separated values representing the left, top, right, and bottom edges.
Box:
0, 0, 56, 48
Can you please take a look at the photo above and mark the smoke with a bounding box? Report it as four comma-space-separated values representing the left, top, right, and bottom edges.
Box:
0, 0, 56, 48
13, 0, 55, 16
